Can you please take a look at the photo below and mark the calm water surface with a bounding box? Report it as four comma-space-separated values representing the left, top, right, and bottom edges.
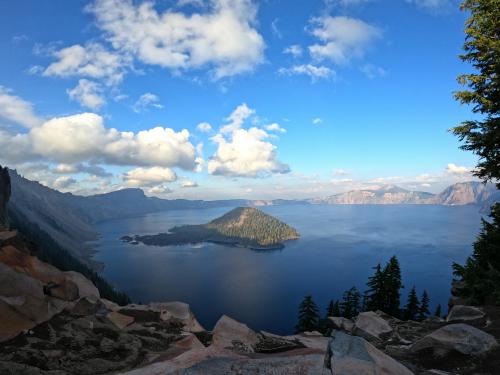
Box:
93, 204, 482, 334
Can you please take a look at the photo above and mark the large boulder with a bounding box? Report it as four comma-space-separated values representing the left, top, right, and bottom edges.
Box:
211, 315, 259, 352
329, 316, 354, 333
446, 305, 485, 323
353, 311, 393, 341
411, 323, 497, 355
149, 301, 204, 332
328, 330, 414, 375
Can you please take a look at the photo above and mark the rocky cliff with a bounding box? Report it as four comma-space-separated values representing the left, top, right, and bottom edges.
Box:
0, 165, 11, 228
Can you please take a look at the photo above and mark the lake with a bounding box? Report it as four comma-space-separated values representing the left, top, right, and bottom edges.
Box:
93, 204, 482, 335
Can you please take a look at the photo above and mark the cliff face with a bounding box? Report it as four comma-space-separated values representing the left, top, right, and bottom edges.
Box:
0, 166, 11, 228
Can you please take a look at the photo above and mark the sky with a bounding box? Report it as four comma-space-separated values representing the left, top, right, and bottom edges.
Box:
0, 0, 481, 200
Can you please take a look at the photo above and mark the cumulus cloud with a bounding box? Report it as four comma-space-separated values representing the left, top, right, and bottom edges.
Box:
132, 93, 163, 113
1, 112, 198, 170
220, 103, 255, 134
67, 79, 106, 110
181, 180, 198, 188
265, 123, 286, 133
87, 0, 265, 79
147, 185, 174, 195
312, 117, 323, 125
207, 104, 289, 177
308, 16, 381, 65
124, 166, 177, 187
278, 64, 335, 81
196, 122, 212, 132
53, 163, 111, 177
446, 163, 470, 175
283, 45, 303, 58
0, 86, 42, 128
43, 43, 129, 85
53, 176, 77, 190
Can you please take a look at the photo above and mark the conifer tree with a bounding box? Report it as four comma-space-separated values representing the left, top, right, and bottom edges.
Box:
418, 290, 430, 321
404, 286, 420, 321
434, 304, 442, 318
326, 299, 340, 317
295, 295, 320, 333
451, 0, 500, 306
383, 256, 403, 317
365, 263, 385, 311
340, 287, 361, 319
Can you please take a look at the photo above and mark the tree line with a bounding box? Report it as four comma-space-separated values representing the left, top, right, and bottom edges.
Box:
295, 256, 442, 333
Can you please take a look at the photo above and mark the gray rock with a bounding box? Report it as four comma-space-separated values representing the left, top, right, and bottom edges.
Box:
353, 311, 393, 341
212, 315, 258, 353
149, 301, 204, 332
411, 323, 497, 355
446, 305, 485, 322
329, 317, 354, 332
328, 330, 414, 375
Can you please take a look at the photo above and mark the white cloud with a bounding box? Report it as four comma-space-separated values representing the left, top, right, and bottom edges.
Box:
148, 185, 174, 195
0, 86, 42, 128
220, 103, 255, 133
132, 93, 163, 113
283, 44, 303, 58
308, 16, 381, 65
67, 79, 106, 110
207, 104, 289, 177
53, 163, 78, 174
1, 112, 197, 170
446, 163, 470, 175
124, 166, 177, 187
53, 176, 77, 190
181, 180, 198, 188
312, 117, 323, 125
332, 168, 349, 176
278, 64, 335, 81
87, 0, 265, 79
196, 122, 212, 132
360, 64, 387, 79
43, 43, 129, 85
271, 18, 282, 38
53, 163, 111, 177
265, 123, 286, 133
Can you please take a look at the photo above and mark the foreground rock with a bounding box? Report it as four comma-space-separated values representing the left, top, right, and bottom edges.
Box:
353, 311, 393, 341
411, 323, 497, 356
446, 305, 485, 323
327, 330, 414, 375
212, 315, 259, 352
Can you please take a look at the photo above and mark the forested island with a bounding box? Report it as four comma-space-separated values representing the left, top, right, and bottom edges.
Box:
121, 207, 300, 250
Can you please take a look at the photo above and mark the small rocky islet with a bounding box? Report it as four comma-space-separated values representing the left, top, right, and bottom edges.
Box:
121, 206, 300, 250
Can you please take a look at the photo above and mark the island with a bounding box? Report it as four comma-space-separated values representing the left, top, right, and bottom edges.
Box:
121, 207, 300, 250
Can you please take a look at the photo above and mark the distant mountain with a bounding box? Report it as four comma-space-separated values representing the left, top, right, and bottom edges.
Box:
309, 182, 499, 208
129, 207, 300, 249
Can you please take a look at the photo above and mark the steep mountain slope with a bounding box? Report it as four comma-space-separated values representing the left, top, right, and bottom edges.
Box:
311, 182, 499, 207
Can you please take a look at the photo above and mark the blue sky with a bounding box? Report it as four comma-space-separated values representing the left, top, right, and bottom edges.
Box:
0, 0, 479, 199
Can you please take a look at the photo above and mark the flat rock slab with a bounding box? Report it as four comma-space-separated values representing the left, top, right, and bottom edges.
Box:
446, 305, 485, 322
212, 315, 258, 353
411, 323, 497, 355
354, 311, 393, 340
328, 330, 414, 375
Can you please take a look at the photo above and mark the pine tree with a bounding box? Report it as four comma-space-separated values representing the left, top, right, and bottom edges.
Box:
418, 290, 430, 321
434, 304, 442, 318
326, 299, 340, 317
453, 205, 500, 305
295, 296, 320, 333
404, 286, 420, 321
383, 256, 403, 317
340, 287, 361, 319
365, 263, 386, 311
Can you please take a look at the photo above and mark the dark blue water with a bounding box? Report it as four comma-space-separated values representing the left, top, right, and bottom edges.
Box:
93, 204, 482, 334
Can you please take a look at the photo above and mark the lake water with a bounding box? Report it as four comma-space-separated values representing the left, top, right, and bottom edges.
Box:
93, 204, 482, 334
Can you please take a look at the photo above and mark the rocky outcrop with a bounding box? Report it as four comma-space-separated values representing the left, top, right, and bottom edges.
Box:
211, 315, 259, 352
411, 323, 497, 356
327, 330, 414, 375
0, 165, 11, 228
353, 311, 393, 341
446, 305, 485, 323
